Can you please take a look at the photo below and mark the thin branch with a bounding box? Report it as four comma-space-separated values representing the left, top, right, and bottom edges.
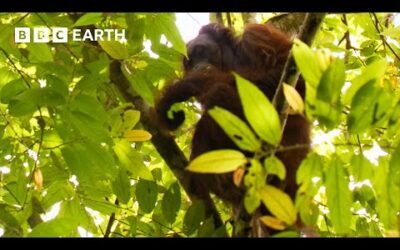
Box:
371, 13, 400, 62
104, 198, 119, 237
272, 13, 327, 127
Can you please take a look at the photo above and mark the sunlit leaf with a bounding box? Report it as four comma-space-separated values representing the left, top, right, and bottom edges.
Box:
74, 13, 104, 26
187, 149, 247, 174
343, 58, 388, 105
209, 106, 260, 152
315, 58, 345, 129
260, 185, 297, 225
235, 73, 281, 145
264, 156, 286, 180
259, 215, 286, 230
124, 130, 152, 141
113, 139, 154, 181
99, 40, 129, 60
325, 158, 352, 234
283, 83, 304, 114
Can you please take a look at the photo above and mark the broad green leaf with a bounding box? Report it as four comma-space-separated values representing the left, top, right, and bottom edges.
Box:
0, 205, 22, 236
74, 13, 104, 27
0, 79, 28, 104
259, 215, 286, 230
292, 39, 324, 88
351, 154, 373, 182
99, 40, 129, 60
135, 179, 158, 214
209, 106, 260, 152
123, 109, 141, 130
29, 218, 77, 237
145, 13, 187, 56
186, 149, 247, 174
121, 63, 154, 105
390, 145, 400, 186
283, 83, 304, 114
260, 185, 297, 225
27, 43, 53, 63
161, 182, 181, 224
325, 158, 352, 234
296, 153, 323, 190
183, 201, 205, 236
69, 111, 110, 143
347, 80, 393, 133
264, 156, 286, 180
69, 94, 109, 123
0, 67, 18, 88
343, 58, 388, 105
124, 130, 152, 141
235, 73, 281, 145
84, 198, 117, 216
113, 139, 153, 181
315, 58, 345, 129
112, 168, 131, 204
244, 159, 266, 190
389, 145, 400, 210
244, 188, 261, 214
57, 198, 98, 234
296, 194, 319, 226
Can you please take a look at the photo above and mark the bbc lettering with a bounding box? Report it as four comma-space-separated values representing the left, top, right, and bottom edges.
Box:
15, 27, 68, 43
15, 27, 127, 43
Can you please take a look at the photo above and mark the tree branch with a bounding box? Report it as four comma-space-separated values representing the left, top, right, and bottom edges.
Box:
272, 13, 326, 127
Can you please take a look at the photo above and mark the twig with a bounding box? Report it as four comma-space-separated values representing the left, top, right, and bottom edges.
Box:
371, 13, 400, 62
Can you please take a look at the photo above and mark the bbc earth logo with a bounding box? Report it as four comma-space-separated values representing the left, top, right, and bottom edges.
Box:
14, 27, 127, 43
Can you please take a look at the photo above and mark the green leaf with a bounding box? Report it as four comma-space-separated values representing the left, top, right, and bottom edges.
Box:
0, 79, 28, 104
112, 169, 132, 204
69, 93, 109, 123
296, 153, 323, 187
235, 73, 281, 145
0, 205, 22, 236
29, 218, 77, 237
351, 154, 373, 182
264, 156, 286, 180
135, 179, 158, 214
186, 149, 247, 173
347, 80, 393, 133
260, 185, 297, 225
208, 106, 260, 152
57, 198, 98, 234
389, 145, 400, 187
121, 63, 154, 105
343, 58, 388, 105
122, 109, 141, 130
292, 39, 324, 88
27, 43, 53, 63
283, 83, 304, 114
99, 40, 129, 60
145, 13, 187, 56
113, 139, 153, 181
315, 58, 345, 129
69, 111, 109, 143
244, 188, 261, 214
74, 13, 104, 26
183, 201, 205, 236
325, 158, 352, 234
161, 182, 181, 224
